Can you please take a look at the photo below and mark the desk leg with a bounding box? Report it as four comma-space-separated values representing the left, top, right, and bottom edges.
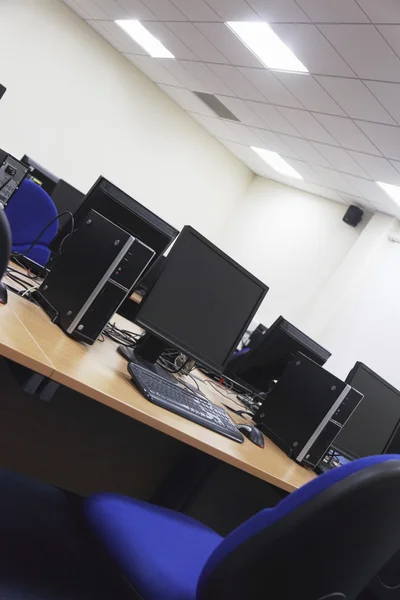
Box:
38, 380, 60, 402
151, 446, 218, 512
4, 360, 45, 395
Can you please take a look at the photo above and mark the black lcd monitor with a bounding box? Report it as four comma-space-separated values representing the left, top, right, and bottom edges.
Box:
0, 85, 6, 100
132, 226, 268, 374
51, 176, 178, 261
225, 316, 331, 393
21, 155, 59, 195
51, 179, 85, 224
334, 362, 400, 458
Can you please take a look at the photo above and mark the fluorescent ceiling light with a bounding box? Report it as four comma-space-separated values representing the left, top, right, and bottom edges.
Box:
115, 20, 174, 58
226, 21, 308, 73
377, 181, 400, 205
252, 147, 303, 179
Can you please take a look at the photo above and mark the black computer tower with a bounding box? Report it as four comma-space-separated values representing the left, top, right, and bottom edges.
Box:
35, 210, 154, 344
0, 149, 29, 207
254, 353, 363, 469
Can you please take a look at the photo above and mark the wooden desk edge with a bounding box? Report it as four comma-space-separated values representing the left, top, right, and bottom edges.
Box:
51, 370, 314, 493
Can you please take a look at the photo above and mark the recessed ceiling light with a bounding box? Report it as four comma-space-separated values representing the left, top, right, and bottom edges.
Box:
252, 147, 303, 179
115, 20, 174, 58
226, 21, 308, 73
377, 181, 400, 205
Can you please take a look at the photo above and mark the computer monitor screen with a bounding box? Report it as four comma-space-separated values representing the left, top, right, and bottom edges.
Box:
21, 155, 59, 195
334, 363, 400, 458
226, 316, 331, 393
135, 226, 268, 373
52, 176, 178, 260
51, 180, 85, 223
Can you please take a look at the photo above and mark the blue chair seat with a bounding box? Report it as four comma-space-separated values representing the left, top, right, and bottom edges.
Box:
85, 494, 222, 600
86, 456, 400, 600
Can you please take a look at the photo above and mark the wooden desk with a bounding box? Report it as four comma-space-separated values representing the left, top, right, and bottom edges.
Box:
0, 299, 53, 376
0, 293, 315, 493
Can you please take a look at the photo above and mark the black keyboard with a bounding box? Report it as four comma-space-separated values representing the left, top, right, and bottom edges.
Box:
128, 362, 244, 443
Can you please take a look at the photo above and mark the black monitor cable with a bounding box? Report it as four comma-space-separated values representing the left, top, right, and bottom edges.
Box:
12, 211, 75, 263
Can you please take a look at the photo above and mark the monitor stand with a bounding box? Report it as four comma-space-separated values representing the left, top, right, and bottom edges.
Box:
118, 333, 175, 381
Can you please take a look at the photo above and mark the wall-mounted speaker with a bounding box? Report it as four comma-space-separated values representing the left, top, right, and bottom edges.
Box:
0, 85, 6, 100
343, 205, 364, 227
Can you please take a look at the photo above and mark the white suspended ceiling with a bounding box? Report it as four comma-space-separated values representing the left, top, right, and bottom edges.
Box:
62, 0, 400, 218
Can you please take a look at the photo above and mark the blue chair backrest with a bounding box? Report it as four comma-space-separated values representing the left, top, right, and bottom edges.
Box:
198, 455, 400, 600
5, 178, 58, 266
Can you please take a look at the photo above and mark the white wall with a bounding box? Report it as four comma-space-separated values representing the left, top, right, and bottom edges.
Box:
0, 0, 252, 241
217, 176, 366, 331
311, 215, 400, 387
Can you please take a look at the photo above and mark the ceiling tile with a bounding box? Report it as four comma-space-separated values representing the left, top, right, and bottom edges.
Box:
356, 122, 400, 161
312, 144, 369, 177
247, 103, 301, 136
246, 0, 310, 22
127, 55, 181, 85
275, 73, 345, 115
320, 25, 400, 82
271, 24, 354, 76
189, 113, 239, 141
205, 0, 259, 20
196, 23, 262, 68
166, 22, 228, 63
169, 0, 220, 20
345, 175, 400, 214
365, 81, 400, 125
107, 0, 156, 19
284, 159, 322, 184
280, 137, 332, 167
340, 192, 374, 212
63, 0, 93, 19
158, 85, 214, 114
296, 0, 368, 23
249, 130, 299, 159
156, 59, 206, 90
219, 139, 252, 159
86, 0, 129, 19
215, 97, 265, 128
377, 26, 400, 63
316, 76, 396, 124
208, 65, 265, 101
238, 68, 302, 108
88, 20, 146, 54
358, 0, 400, 24
314, 114, 381, 154
142, 22, 197, 59
140, 0, 186, 20
390, 160, 400, 175
224, 123, 265, 146
278, 108, 337, 144
180, 61, 234, 95
298, 182, 343, 202
349, 151, 400, 184
312, 166, 361, 194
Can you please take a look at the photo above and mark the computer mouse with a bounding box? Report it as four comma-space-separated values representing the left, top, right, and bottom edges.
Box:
0, 282, 8, 305
236, 424, 264, 448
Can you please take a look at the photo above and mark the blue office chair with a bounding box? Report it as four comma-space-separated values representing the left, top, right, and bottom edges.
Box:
85, 455, 400, 600
5, 178, 58, 266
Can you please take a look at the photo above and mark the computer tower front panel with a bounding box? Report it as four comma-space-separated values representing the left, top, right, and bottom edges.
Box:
36, 209, 154, 344
255, 353, 363, 469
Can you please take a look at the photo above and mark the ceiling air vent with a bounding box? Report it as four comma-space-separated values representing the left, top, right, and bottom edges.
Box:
193, 92, 240, 122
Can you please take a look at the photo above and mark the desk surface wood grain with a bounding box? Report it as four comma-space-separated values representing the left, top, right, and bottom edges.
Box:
2, 292, 315, 493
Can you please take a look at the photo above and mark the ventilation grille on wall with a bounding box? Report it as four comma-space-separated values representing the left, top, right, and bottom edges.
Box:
193, 92, 240, 122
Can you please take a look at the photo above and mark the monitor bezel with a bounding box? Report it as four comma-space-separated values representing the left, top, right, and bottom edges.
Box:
135, 225, 269, 373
